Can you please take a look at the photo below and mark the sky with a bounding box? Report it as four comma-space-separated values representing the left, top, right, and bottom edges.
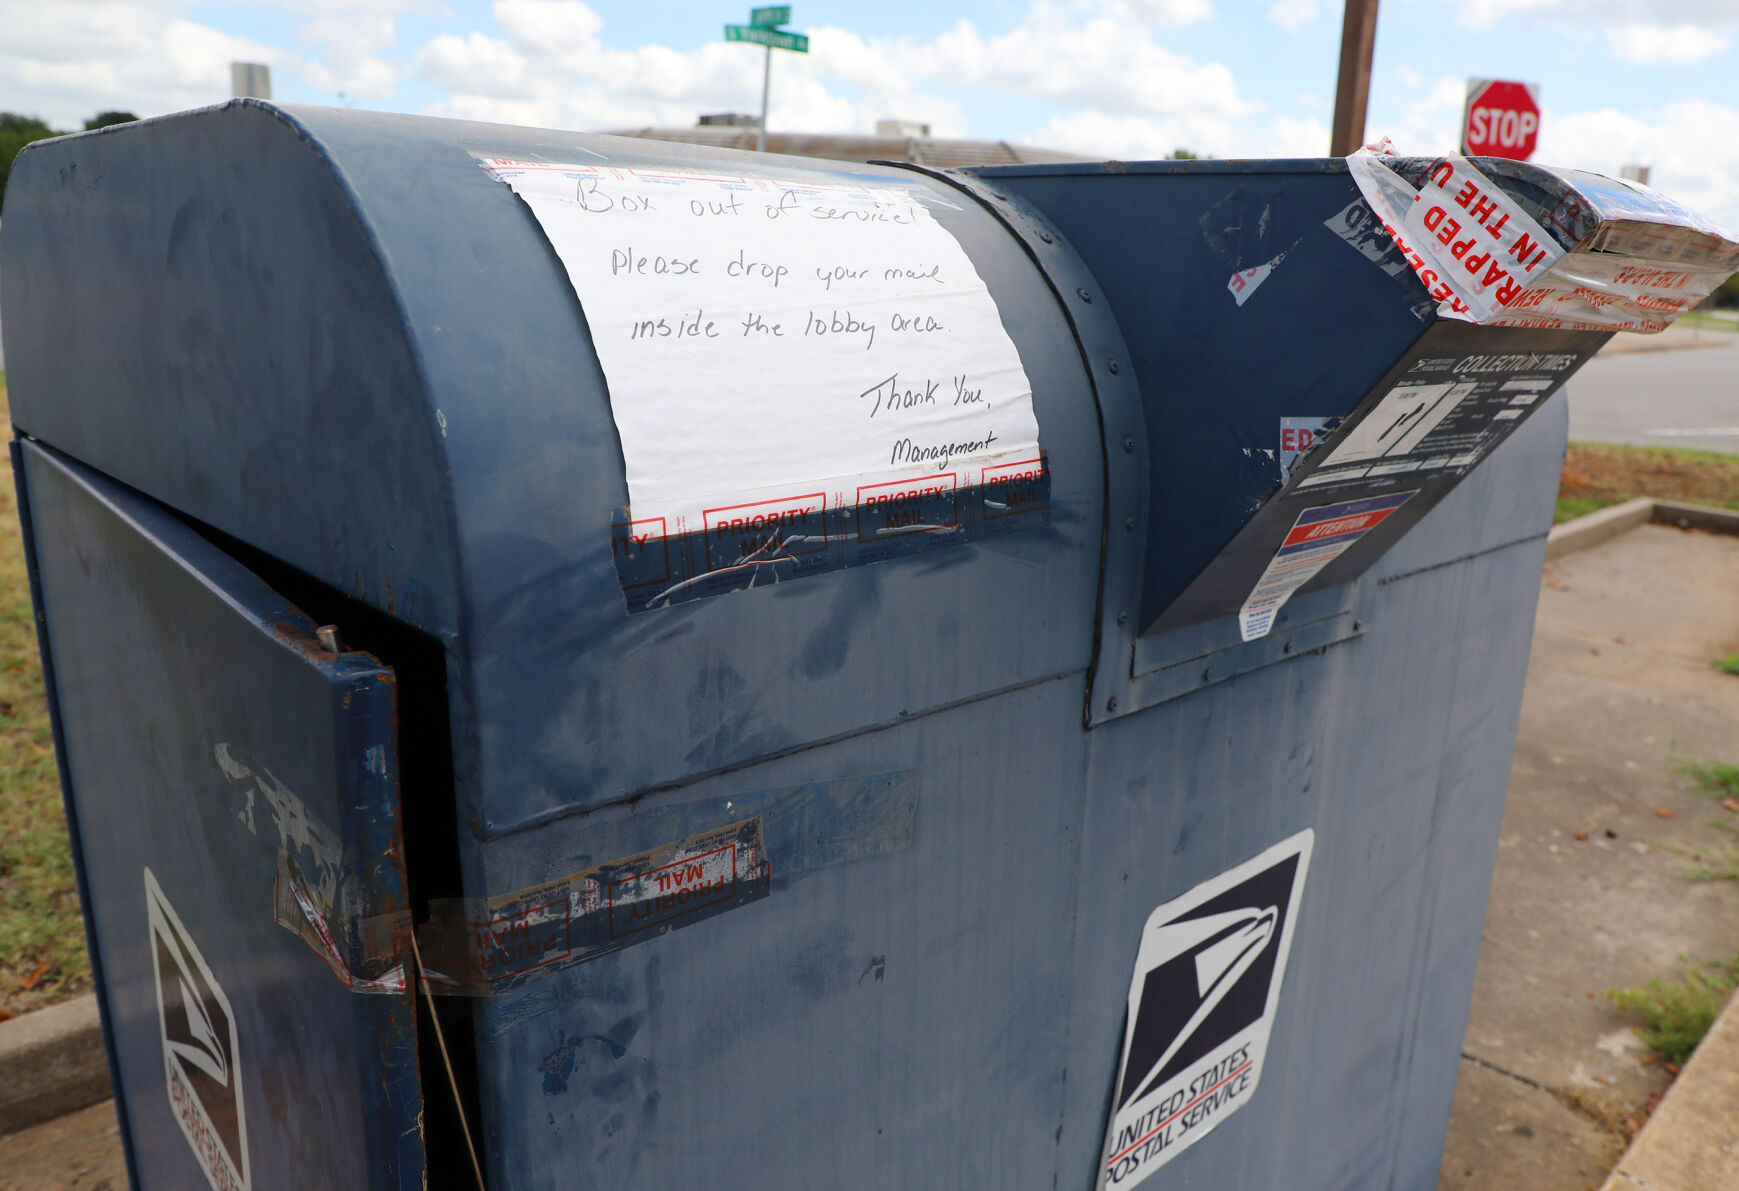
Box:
5, 0, 1739, 227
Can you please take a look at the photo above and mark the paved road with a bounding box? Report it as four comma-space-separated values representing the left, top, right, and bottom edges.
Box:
1568, 337, 1739, 456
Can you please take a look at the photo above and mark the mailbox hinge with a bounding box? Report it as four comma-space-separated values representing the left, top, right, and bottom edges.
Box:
876, 161, 1151, 729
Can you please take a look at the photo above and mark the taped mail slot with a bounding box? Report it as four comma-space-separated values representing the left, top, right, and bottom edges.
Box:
5, 100, 1733, 1191
972, 150, 1737, 720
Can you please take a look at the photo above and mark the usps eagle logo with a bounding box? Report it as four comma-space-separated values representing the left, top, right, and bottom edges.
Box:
1101, 831, 1313, 1188
146, 868, 250, 1191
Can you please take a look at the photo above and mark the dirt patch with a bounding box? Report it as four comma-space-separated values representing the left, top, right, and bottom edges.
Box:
1559, 443, 1739, 523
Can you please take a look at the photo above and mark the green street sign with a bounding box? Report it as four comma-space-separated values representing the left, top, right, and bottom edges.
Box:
750, 5, 790, 27
725, 23, 808, 51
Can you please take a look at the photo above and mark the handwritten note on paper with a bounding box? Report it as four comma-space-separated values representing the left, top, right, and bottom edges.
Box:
477, 157, 1044, 562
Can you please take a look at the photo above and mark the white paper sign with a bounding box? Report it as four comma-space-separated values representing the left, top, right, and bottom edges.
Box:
477, 156, 1043, 536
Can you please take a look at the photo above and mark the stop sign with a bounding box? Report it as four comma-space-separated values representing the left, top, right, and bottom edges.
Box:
1462, 79, 1540, 161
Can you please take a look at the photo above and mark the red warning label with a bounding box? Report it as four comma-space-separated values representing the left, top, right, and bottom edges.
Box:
980, 458, 1048, 520
702, 493, 828, 572
608, 843, 739, 939
855, 473, 958, 541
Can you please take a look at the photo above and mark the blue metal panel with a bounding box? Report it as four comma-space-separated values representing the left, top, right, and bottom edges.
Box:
976, 160, 1435, 627
471, 677, 1093, 1189
17, 442, 423, 1190
0, 107, 461, 640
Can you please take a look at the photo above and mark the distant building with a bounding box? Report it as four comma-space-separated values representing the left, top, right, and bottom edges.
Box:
608, 117, 1085, 170
230, 62, 273, 100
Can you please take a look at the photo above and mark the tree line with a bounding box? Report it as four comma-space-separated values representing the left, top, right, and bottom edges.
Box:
1, 112, 137, 204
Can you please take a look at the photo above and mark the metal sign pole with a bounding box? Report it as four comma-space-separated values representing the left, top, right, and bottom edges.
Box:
725, 5, 806, 151
1329, 0, 1379, 156
759, 43, 771, 153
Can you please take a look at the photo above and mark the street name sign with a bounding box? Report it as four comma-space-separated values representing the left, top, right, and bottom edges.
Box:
726, 24, 808, 52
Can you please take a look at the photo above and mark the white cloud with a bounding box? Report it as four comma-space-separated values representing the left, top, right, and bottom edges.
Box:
1092, 0, 1215, 27
1455, 0, 1563, 29
300, 55, 404, 102
1371, 74, 1468, 156
1026, 110, 1230, 159
1538, 97, 1739, 231
289, 0, 432, 100
1454, 0, 1739, 58
1024, 109, 1326, 160
416, 2, 899, 133
415, 0, 1253, 140
0, 0, 292, 127
1606, 23, 1731, 62
1267, 0, 1320, 34
1266, 114, 1330, 157
0, 0, 441, 121
909, 11, 1252, 119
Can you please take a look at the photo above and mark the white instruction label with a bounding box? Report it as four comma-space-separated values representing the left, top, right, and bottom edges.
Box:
1318, 382, 1478, 468
1100, 830, 1314, 1189
1237, 491, 1415, 641
477, 157, 1042, 534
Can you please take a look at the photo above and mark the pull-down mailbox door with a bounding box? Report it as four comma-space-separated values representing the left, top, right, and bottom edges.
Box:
16, 440, 425, 1191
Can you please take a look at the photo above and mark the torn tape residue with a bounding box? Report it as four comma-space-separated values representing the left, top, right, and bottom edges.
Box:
612, 464, 1049, 612
415, 817, 770, 996
1278, 417, 1337, 485
217, 743, 344, 908
1227, 239, 1302, 308
285, 770, 922, 998
273, 849, 407, 994
280, 772, 918, 996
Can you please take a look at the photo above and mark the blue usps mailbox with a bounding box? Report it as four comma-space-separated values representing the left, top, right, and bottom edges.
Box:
5, 102, 1734, 1189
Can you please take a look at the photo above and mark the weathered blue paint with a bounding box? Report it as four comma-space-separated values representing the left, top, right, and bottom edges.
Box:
2, 102, 1611, 1189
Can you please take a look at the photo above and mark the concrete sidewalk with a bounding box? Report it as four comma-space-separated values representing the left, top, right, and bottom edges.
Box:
1438, 521, 1739, 1190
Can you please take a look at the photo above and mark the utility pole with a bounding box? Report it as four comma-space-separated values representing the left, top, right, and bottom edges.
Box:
1329, 0, 1379, 156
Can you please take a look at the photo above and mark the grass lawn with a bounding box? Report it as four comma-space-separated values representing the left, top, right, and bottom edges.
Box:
1674, 307, 1739, 334
1555, 441, 1739, 524
0, 375, 92, 1017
